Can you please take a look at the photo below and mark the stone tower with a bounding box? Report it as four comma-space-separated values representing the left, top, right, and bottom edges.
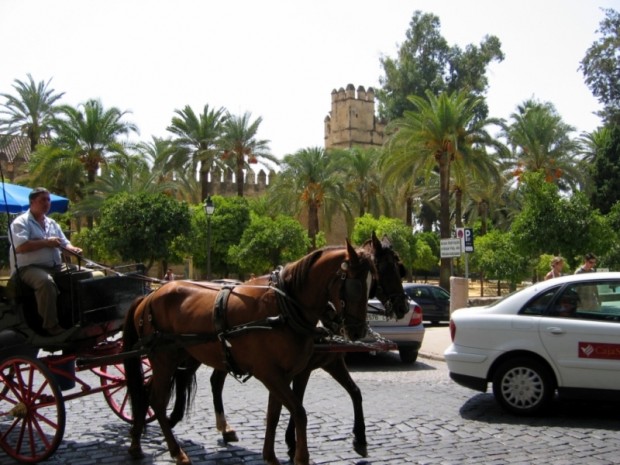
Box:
324, 84, 385, 150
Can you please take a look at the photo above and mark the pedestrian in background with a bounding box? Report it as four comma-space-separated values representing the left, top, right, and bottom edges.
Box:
164, 269, 174, 281
545, 256, 564, 280
575, 253, 597, 274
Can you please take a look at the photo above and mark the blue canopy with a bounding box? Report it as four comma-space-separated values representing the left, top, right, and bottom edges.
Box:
0, 183, 69, 214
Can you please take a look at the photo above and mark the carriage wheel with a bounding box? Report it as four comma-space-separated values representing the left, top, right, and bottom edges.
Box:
0, 356, 66, 463
99, 357, 155, 423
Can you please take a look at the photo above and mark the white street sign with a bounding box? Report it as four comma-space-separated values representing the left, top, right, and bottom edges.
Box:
440, 238, 462, 258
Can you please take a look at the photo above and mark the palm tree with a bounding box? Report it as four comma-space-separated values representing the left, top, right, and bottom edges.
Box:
220, 112, 278, 197
0, 74, 65, 151
331, 147, 391, 219
500, 99, 583, 192
166, 104, 227, 200
383, 90, 498, 290
28, 99, 137, 227
268, 146, 350, 250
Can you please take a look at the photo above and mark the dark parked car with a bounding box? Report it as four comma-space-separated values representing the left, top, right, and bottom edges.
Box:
404, 283, 450, 324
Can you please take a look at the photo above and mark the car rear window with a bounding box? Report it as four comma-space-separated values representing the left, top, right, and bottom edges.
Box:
521, 287, 560, 315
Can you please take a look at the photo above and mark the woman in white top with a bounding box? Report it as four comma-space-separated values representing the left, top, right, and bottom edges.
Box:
544, 256, 564, 280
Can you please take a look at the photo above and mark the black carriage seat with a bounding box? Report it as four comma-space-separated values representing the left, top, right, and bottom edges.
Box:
4, 269, 96, 335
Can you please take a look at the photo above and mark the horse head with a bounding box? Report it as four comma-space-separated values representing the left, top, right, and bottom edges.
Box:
278, 240, 373, 341
333, 239, 375, 341
363, 231, 409, 320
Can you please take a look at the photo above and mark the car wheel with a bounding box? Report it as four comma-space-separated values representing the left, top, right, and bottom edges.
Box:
492, 357, 555, 415
398, 346, 418, 364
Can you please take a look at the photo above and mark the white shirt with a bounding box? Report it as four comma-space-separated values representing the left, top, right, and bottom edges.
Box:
10, 210, 70, 269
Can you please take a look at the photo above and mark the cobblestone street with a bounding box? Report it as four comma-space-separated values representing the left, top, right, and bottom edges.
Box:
3, 351, 620, 465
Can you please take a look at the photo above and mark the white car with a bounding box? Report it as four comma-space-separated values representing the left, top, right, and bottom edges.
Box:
365, 295, 425, 363
445, 272, 620, 415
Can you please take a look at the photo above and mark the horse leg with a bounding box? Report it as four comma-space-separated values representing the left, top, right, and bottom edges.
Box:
285, 367, 313, 461
263, 385, 309, 465
126, 355, 149, 459
210, 369, 239, 442
149, 357, 192, 465
263, 392, 284, 465
322, 354, 367, 457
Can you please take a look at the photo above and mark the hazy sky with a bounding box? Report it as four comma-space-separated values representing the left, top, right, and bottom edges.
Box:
1, 0, 617, 158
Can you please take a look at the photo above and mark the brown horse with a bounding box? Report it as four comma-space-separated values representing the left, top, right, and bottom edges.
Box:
123, 241, 376, 465
168, 233, 408, 459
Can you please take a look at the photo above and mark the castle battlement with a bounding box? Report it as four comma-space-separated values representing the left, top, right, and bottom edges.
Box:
325, 83, 385, 150
205, 167, 276, 197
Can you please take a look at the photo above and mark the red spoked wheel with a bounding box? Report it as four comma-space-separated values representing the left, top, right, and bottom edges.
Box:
0, 356, 65, 463
97, 356, 155, 423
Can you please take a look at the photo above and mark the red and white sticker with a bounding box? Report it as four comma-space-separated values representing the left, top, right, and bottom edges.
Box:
579, 342, 620, 360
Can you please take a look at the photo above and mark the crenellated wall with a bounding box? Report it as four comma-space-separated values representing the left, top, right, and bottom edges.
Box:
204, 167, 276, 197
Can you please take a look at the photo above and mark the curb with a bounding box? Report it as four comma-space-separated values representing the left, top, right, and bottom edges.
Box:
418, 351, 444, 362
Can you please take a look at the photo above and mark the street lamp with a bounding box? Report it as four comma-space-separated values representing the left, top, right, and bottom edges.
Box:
204, 196, 215, 280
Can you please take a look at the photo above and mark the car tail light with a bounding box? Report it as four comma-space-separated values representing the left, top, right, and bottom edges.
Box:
408, 304, 423, 326
449, 319, 456, 341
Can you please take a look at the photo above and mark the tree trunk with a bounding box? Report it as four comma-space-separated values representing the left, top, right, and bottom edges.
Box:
438, 154, 451, 291
308, 202, 320, 251
236, 157, 244, 197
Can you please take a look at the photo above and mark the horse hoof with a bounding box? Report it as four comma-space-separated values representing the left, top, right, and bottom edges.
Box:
222, 430, 239, 442
128, 445, 144, 459
175, 450, 192, 465
353, 439, 368, 458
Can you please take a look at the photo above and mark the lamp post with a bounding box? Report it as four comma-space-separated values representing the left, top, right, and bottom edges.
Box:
204, 196, 215, 280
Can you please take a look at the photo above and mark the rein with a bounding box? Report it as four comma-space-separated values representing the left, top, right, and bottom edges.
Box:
270, 267, 325, 336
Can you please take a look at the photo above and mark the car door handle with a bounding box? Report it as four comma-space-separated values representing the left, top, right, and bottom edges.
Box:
546, 326, 566, 335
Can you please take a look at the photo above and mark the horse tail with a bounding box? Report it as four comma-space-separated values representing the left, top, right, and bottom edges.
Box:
123, 295, 149, 430
168, 358, 199, 428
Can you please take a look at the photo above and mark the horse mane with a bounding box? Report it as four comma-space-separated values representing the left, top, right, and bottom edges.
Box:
280, 245, 375, 294
280, 248, 329, 293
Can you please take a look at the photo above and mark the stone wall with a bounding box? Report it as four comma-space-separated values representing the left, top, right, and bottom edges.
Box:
204, 167, 275, 197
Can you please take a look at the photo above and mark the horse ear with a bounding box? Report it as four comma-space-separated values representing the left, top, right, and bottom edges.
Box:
371, 231, 381, 250
346, 239, 360, 265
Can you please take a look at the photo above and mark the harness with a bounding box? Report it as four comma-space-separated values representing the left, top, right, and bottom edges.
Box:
135, 260, 369, 382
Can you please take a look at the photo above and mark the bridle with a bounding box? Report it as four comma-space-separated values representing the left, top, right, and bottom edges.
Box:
321, 259, 372, 339
271, 257, 372, 340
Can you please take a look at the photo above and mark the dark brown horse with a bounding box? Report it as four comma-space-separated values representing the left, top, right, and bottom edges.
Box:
168, 233, 408, 460
123, 241, 376, 465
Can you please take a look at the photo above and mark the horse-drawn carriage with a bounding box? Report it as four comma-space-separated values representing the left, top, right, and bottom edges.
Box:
0, 263, 150, 463
0, 231, 407, 465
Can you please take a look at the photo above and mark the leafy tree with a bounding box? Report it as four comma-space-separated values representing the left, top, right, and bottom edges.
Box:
600, 201, 620, 270
228, 213, 309, 275
590, 125, 620, 214
187, 195, 251, 278
383, 90, 498, 290
412, 231, 440, 281
95, 192, 191, 272
500, 99, 583, 192
470, 229, 529, 295
268, 146, 351, 249
510, 172, 613, 269
331, 147, 391, 218
376, 10, 504, 120
351, 214, 416, 280
166, 104, 227, 200
580, 8, 620, 122
28, 99, 138, 227
0, 74, 64, 151
220, 112, 278, 197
